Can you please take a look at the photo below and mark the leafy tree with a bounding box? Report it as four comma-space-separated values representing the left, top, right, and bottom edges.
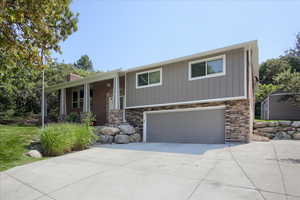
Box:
274, 70, 300, 105
74, 55, 94, 71
285, 33, 300, 57
255, 84, 280, 102
280, 56, 300, 72
0, 0, 78, 72
0, 61, 90, 120
259, 58, 291, 84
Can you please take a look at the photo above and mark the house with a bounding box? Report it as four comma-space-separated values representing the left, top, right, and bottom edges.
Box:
45, 40, 259, 144
261, 92, 300, 121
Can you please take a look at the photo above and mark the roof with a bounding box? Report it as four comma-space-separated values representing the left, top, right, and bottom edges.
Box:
45, 69, 121, 93
45, 40, 258, 92
125, 40, 258, 72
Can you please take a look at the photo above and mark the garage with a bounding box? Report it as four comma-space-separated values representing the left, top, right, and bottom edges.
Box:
144, 106, 225, 144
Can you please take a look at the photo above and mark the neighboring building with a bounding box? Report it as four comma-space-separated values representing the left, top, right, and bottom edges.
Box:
45, 40, 259, 144
261, 92, 300, 121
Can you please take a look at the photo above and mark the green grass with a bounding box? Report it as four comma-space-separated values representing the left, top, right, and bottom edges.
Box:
0, 124, 44, 171
255, 119, 292, 122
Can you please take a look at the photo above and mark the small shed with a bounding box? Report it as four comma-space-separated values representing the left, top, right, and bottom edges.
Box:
261, 92, 300, 120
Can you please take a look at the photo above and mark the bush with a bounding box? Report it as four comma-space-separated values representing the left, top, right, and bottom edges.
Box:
65, 112, 80, 122
40, 123, 97, 156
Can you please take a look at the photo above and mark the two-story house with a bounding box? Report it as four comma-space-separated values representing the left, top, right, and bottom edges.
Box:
45, 40, 259, 144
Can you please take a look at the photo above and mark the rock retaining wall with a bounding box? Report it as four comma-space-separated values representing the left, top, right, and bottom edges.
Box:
94, 124, 141, 144
254, 121, 300, 140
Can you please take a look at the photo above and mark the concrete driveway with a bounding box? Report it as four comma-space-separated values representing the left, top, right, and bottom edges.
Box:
1, 141, 300, 200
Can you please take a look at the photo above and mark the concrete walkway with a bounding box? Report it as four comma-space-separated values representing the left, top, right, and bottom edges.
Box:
1, 141, 300, 200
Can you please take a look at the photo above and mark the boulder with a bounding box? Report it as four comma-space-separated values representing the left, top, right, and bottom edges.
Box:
94, 126, 105, 134
118, 124, 136, 135
95, 126, 120, 136
97, 134, 114, 144
259, 127, 277, 133
114, 135, 129, 144
293, 133, 300, 140
287, 131, 295, 136
26, 150, 42, 158
292, 121, 300, 128
274, 132, 291, 140
129, 134, 141, 143
254, 121, 269, 128
279, 121, 292, 127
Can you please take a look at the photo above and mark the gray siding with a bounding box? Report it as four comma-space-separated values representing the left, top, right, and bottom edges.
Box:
269, 95, 300, 120
126, 48, 246, 107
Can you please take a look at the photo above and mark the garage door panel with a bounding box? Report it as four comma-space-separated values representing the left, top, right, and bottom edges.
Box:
146, 109, 225, 144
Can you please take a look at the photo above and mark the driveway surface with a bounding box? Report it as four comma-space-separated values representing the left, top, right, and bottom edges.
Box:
1, 141, 300, 200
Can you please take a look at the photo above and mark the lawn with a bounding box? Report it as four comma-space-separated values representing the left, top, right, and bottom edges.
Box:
0, 124, 45, 171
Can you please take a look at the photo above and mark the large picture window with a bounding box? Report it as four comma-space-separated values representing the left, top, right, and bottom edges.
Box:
136, 68, 162, 88
189, 55, 226, 80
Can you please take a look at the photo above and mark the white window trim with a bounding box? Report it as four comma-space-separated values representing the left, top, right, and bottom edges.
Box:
136, 68, 162, 89
188, 55, 226, 81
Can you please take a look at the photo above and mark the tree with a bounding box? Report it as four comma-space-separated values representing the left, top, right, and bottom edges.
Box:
0, 0, 78, 72
74, 55, 94, 71
255, 84, 280, 102
285, 33, 300, 57
259, 58, 291, 84
274, 70, 300, 105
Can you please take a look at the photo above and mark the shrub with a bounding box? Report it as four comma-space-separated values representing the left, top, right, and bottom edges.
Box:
65, 112, 79, 122
40, 123, 97, 156
81, 112, 96, 126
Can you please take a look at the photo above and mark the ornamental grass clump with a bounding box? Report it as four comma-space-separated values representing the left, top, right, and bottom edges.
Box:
41, 123, 97, 156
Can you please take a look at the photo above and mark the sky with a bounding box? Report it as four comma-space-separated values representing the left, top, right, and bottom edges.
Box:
53, 0, 300, 71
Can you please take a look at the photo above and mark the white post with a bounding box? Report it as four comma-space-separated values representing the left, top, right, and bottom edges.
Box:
113, 76, 120, 109
83, 83, 90, 112
60, 88, 66, 116
41, 70, 45, 128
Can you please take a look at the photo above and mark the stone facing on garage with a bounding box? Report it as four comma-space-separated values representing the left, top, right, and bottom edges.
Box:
125, 99, 252, 143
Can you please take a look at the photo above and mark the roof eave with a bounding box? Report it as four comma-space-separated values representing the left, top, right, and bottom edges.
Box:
125, 40, 258, 73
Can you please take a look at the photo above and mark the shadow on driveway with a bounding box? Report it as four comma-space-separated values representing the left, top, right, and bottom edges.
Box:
93, 142, 242, 155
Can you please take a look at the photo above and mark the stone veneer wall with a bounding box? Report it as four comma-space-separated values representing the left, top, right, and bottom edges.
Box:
254, 121, 300, 140
107, 109, 123, 125
125, 99, 252, 143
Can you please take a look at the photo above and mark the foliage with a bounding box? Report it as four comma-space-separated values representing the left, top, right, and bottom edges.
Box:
74, 55, 94, 71
65, 112, 80, 123
259, 58, 291, 84
255, 84, 280, 102
0, 0, 78, 73
285, 33, 300, 57
274, 70, 300, 105
0, 125, 42, 171
81, 112, 96, 126
0, 61, 92, 121
280, 56, 300, 72
40, 123, 96, 156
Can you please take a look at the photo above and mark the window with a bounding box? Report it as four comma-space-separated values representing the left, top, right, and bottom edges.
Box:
136, 68, 162, 88
72, 88, 93, 109
72, 91, 78, 108
189, 55, 225, 80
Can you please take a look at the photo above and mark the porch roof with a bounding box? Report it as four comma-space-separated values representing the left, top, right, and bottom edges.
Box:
45, 69, 121, 93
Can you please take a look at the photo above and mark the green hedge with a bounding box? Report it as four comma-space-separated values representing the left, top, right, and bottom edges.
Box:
41, 123, 97, 156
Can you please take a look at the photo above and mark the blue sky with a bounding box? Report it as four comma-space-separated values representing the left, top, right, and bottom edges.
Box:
54, 0, 300, 71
